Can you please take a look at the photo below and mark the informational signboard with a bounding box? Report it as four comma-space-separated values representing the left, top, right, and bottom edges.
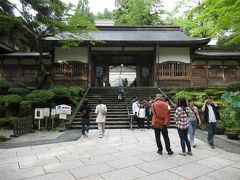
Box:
51, 109, 56, 117
43, 108, 50, 117
59, 114, 67, 119
56, 104, 71, 115
35, 108, 44, 119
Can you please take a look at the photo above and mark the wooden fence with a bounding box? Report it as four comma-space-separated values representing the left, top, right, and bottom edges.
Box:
13, 116, 33, 137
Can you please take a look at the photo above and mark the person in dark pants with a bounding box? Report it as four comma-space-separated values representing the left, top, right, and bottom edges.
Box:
174, 97, 192, 156
201, 96, 220, 149
132, 98, 140, 129
79, 100, 91, 137
151, 94, 174, 155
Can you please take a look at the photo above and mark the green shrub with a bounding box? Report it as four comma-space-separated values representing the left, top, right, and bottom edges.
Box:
27, 90, 55, 107
194, 101, 204, 109
0, 116, 16, 128
8, 87, 30, 96
51, 86, 71, 97
12, 82, 26, 88
214, 91, 225, 98
0, 80, 11, 95
0, 104, 6, 117
174, 91, 193, 101
19, 101, 33, 117
204, 89, 217, 96
69, 86, 84, 96
1, 94, 23, 105
226, 82, 240, 92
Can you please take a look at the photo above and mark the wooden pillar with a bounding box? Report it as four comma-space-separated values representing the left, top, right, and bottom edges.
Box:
18, 58, 21, 80
222, 61, 225, 84
88, 46, 92, 87
153, 46, 157, 87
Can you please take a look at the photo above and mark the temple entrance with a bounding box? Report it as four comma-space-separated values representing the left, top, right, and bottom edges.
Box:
91, 50, 154, 87
109, 65, 136, 87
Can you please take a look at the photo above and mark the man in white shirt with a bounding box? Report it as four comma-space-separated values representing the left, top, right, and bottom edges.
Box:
201, 96, 220, 149
132, 98, 140, 129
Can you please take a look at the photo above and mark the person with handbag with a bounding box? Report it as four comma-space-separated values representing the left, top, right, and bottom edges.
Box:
201, 96, 220, 149
95, 99, 107, 138
151, 94, 174, 155
186, 99, 201, 148
175, 97, 192, 156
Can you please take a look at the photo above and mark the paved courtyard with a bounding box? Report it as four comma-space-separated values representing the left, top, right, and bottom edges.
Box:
0, 129, 240, 180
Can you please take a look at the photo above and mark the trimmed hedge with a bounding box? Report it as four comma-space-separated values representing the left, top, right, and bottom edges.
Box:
1, 94, 23, 105
0, 80, 11, 95
27, 89, 55, 107
226, 82, 240, 92
8, 87, 30, 96
12, 82, 26, 88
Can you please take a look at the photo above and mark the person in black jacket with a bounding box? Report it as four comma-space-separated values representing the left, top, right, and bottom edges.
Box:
201, 96, 220, 149
79, 100, 91, 137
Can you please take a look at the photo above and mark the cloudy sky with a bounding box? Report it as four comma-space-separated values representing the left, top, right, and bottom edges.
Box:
62, 0, 179, 14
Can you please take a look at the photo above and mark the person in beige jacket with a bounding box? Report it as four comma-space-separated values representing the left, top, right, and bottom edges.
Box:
95, 99, 107, 138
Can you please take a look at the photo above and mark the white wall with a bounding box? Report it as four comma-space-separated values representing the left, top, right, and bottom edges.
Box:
156, 47, 190, 63
55, 47, 88, 63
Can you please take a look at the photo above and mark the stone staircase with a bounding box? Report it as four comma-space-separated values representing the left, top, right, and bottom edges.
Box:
71, 87, 129, 129
71, 87, 176, 129
126, 87, 176, 128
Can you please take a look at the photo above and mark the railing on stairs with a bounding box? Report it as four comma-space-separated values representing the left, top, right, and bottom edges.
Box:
124, 90, 133, 129
67, 87, 89, 129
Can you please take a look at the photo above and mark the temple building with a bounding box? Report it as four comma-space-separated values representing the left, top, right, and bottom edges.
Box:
0, 26, 239, 87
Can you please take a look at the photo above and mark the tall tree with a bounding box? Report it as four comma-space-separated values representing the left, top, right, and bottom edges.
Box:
113, 0, 164, 25
0, 0, 96, 88
189, 0, 240, 47
95, 8, 113, 19
75, 0, 94, 23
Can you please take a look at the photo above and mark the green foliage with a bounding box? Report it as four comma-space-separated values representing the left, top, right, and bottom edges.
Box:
12, 82, 26, 88
19, 101, 33, 117
194, 101, 204, 109
188, 0, 240, 47
27, 90, 55, 107
1, 95, 22, 105
220, 91, 240, 132
95, 8, 113, 19
75, 0, 94, 22
8, 88, 30, 96
0, 116, 16, 128
113, 0, 164, 25
0, 104, 6, 117
226, 82, 240, 92
68, 86, 84, 96
0, 80, 11, 95
51, 86, 71, 98
174, 91, 206, 102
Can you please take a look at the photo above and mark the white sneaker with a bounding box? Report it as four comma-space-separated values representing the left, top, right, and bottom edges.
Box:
99, 134, 103, 138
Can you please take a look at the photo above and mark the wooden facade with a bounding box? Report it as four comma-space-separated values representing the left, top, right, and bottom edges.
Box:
1, 26, 240, 87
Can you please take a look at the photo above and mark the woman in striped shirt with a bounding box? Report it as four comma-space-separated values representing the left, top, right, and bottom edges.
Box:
174, 97, 192, 156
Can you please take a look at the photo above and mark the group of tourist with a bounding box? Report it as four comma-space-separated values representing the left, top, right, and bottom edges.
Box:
79, 89, 220, 155
131, 93, 220, 156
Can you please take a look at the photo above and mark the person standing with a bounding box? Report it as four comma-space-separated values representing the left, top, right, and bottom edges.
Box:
201, 96, 220, 149
132, 98, 140, 129
151, 94, 174, 155
95, 99, 107, 138
175, 97, 192, 156
79, 100, 91, 137
116, 84, 124, 100
138, 103, 146, 131
186, 99, 201, 148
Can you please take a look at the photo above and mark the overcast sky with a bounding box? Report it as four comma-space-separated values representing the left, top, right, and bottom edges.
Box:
62, 0, 179, 14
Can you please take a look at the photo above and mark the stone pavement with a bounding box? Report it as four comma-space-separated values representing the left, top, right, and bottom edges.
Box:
0, 129, 240, 180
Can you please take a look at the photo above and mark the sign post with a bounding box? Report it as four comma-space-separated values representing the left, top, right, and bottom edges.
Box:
55, 104, 71, 131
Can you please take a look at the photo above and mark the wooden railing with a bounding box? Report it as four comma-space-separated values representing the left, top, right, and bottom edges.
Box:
156, 62, 191, 80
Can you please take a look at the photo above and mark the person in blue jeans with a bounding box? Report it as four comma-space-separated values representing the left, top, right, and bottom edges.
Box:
174, 97, 192, 156
186, 99, 201, 148
79, 100, 91, 137
201, 96, 220, 149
